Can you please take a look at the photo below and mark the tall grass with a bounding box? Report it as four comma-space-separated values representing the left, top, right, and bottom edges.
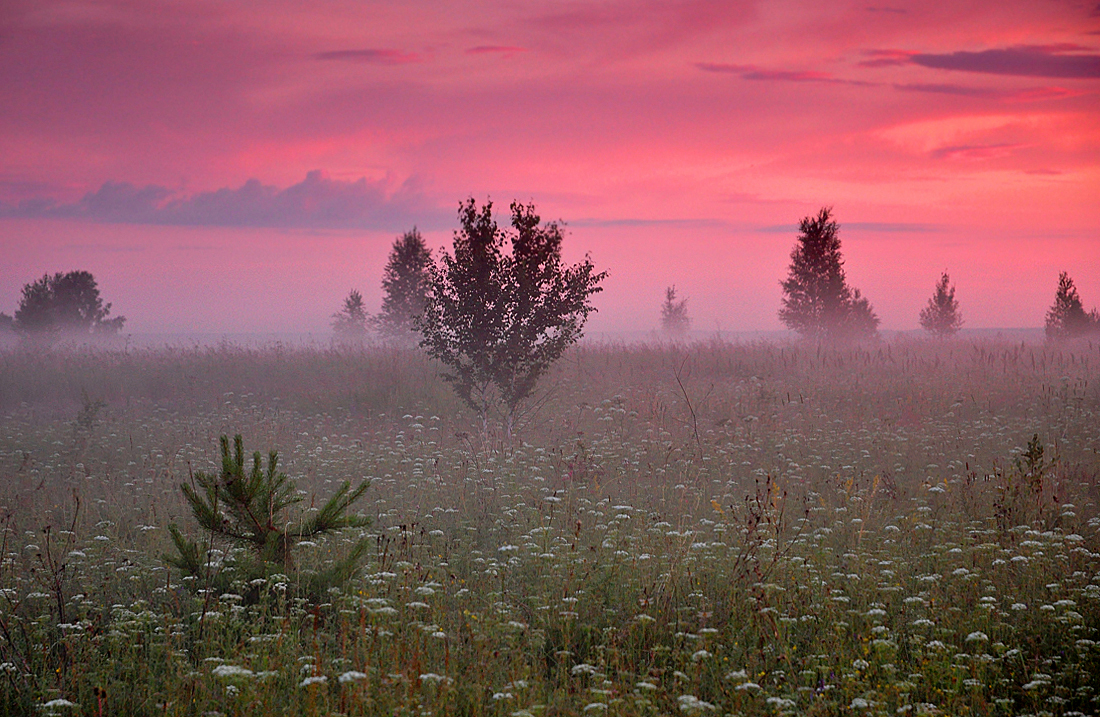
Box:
0, 338, 1097, 715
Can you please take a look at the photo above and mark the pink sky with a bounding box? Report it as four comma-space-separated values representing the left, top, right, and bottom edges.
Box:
1, 0, 1098, 335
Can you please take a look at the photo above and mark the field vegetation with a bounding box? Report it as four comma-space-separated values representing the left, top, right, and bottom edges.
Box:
0, 338, 1098, 716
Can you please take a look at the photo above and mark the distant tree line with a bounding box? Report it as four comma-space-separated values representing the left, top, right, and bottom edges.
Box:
770, 207, 1095, 342
3, 201, 1092, 433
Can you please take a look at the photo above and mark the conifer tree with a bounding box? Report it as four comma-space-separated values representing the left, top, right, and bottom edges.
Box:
1045, 272, 1097, 340
660, 286, 691, 337
778, 208, 878, 340
331, 289, 369, 340
167, 435, 371, 597
376, 228, 433, 343
919, 271, 963, 337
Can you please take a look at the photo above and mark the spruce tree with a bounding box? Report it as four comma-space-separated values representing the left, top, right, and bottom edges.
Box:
331, 289, 369, 340
919, 271, 963, 337
1045, 272, 1096, 340
376, 228, 433, 343
778, 208, 878, 340
660, 286, 691, 337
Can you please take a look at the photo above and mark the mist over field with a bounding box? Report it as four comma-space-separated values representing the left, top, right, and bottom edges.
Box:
1, 337, 1098, 714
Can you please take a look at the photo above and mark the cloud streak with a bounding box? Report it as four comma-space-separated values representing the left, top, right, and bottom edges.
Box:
0, 171, 450, 231
696, 63, 872, 85
892, 82, 1081, 102
865, 45, 1100, 78
466, 46, 527, 56
313, 49, 422, 64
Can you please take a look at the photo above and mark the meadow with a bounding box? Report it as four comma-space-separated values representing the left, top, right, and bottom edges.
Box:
0, 338, 1097, 716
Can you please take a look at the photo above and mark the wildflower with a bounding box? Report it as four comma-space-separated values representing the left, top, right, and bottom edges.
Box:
39, 699, 78, 710
571, 663, 599, 676
212, 665, 254, 678
419, 673, 453, 685
691, 650, 712, 662
300, 675, 327, 688
583, 704, 608, 713
965, 631, 989, 643
338, 671, 367, 683
678, 695, 716, 712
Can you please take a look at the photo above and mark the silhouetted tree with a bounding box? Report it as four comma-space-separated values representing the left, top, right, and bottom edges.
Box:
920, 271, 963, 337
660, 286, 691, 337
331, 289, 369, 340
1045, 272, 1098, 340
778, 208, 878, 340
376, 228, 432, 342
0, 313, 13, 334
417, 199, 607, 431
12, 271, 125, 336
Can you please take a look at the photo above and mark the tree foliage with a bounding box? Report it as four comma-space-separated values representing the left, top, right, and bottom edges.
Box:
660, 286, 691, 338
375, 228, 433, 342
417, 198, 607, 428
331, 289, 369, 341
13, 271, 125, 336
167, 435, 371, 597
1045, 272, 1098, 340
778, 208, 879, 341
919, 271, 963, 337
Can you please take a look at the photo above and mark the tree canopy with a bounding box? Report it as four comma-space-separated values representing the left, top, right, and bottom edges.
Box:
778, 208, 878, 341
417, 198, 607, 430
12, 270, 125, 336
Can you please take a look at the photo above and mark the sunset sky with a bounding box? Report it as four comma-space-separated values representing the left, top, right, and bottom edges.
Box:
2, 0, 1098, 335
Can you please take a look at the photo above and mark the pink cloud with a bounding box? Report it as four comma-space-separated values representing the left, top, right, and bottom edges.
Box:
893, 83, 1084, 102
313, 49, 422, 65
695, 62, 871, 85
929, 143, 1025, 160
466, 45, 527, 56
860, 49, 918, 68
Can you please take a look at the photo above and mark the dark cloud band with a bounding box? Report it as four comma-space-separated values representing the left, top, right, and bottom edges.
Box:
0, 171, 450, 231
910, 46, 1100, 79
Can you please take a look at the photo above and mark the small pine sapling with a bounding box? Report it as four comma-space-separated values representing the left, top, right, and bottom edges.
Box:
167, 435, 371, 598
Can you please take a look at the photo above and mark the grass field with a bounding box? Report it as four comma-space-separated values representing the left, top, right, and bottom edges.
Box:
0, 338, 1098, 716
